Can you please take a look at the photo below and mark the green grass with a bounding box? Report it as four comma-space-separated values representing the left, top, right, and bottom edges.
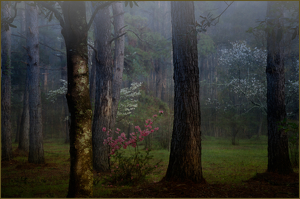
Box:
2, 137, 297, 197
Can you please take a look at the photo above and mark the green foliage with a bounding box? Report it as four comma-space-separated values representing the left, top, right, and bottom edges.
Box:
197, 33, 215, 56
123, 12, 171, 81
278, 119, 299, 167
103, 148, 161, 186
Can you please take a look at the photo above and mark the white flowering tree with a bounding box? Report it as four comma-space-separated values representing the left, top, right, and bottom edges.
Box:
47, 79, 68, 103
47, 80, 142, 122
117, 82, 142, 123
218, 41, 267, 114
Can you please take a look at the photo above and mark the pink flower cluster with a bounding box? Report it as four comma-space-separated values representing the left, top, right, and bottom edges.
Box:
103, 112, 162, 156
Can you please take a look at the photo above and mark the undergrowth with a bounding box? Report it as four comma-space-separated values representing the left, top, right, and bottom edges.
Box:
2, 137, 297, 197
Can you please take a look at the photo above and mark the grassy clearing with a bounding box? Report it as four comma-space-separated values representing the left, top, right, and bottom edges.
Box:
2, 136, 297, 197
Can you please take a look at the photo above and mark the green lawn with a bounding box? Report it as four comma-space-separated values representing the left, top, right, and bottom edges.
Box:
2, 136, 297, 197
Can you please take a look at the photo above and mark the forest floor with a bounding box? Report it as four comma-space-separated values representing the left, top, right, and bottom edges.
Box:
1, 137, 299, 198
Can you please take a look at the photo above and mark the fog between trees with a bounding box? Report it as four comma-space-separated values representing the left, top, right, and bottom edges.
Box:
1, 1, 299, 197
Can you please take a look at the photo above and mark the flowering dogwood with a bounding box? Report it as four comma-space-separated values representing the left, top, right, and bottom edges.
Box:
117, 82, 142, 118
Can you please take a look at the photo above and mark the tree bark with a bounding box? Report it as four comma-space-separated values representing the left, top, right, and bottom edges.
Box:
165, 1, 204, 183
110, 2, 125, 131
60, 2, 93, 197
18, 70, 29, 152
1, 2, 13, 161
266, 1, 293, 174
26, 2, 44, 164
92, 4, 112, 173
89, 41, 96, 110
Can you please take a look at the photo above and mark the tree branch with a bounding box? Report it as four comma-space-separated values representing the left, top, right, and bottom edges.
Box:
87, 1, 116, 31
12, 33, 65, 54
109, 32, 127, 44
37, 2, 65, 28
87, 43, 99, 62
1, 2, 20, 31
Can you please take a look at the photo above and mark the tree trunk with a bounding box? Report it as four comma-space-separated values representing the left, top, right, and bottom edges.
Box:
110, 2, 125, 130
59, 40, 69, 144
89, 41, 96, 111
92, 4, 112, 172
18, 70, 29, 152
266, 1, 293, 174
1, 2, 13, 161
60, 2, 93, 197
26, 2, 44, 164
165, 1, 204, 183
155, 59, 163, 99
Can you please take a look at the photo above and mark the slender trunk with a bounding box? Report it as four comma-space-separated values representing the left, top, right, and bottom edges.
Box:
1, 2, 13, 161
92, 5, 112, 172
155, 59, 163, 99
60, 2, 93, 197
111, 2, 125, 130
266, 1, 292, 174
165, 1, 204, 183
89, 41, 96, 110
26, 2, 44, 164
18, 72, 29, 152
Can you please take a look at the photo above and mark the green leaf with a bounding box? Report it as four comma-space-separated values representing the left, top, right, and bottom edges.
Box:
134, 1, 139, 7
125, 1, 128, 7
130, 1, 133, 8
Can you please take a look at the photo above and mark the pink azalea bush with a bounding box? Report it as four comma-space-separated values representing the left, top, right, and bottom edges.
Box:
102, 111, 163, 185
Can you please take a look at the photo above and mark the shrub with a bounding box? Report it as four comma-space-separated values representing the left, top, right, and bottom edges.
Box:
102, 112, 163, 185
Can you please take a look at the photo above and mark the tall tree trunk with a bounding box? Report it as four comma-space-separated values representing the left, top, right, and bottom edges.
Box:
61, 2, 93, 197
111, 2, 125, 129
59, 39, 69, 144
1, 2, 13, 161
92, 4, 112, 172
266, 1, 293, 174
155, 59, 163, 99
165, 1, 204, 183
89, 41, 96, 110
18, 71, 29, 152
26, 2, 44, 164
18, 2, 29, 152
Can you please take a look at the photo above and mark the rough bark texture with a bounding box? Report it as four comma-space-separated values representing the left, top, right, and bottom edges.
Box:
59, 40, 69, 144
92, 5, 112, 172
18, 71, 29, 152
89, 41, 96, 110
61, 2, 93, 197
1, 2, 13, 161
110, 2, 125, 130
26, 2, 44, 164
165, 1, 204, 183
18, 3, 29, 152
266, 1, 293, 174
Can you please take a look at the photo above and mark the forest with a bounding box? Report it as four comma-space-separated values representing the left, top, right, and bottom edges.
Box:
1, 1, 299, 198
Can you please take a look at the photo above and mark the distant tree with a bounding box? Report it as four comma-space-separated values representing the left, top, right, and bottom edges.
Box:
18, 1, 30, 153
25, 1, 44, 164
165, 1, 204, 183
266, 1, 293, 174
111, 1, 126, 135
92, 3, 112, 173
1, 2, 13, 161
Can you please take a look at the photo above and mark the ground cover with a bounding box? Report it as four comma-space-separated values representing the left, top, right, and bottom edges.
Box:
1, 137, 298, 198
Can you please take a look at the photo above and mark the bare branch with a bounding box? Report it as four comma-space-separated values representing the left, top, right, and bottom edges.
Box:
87, 43, 99, 62
87, 1, 116, 31
37, 2, 65, 28
12, 33, 65, 54
1, 2, 20, 31
109, 32, 127, 44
